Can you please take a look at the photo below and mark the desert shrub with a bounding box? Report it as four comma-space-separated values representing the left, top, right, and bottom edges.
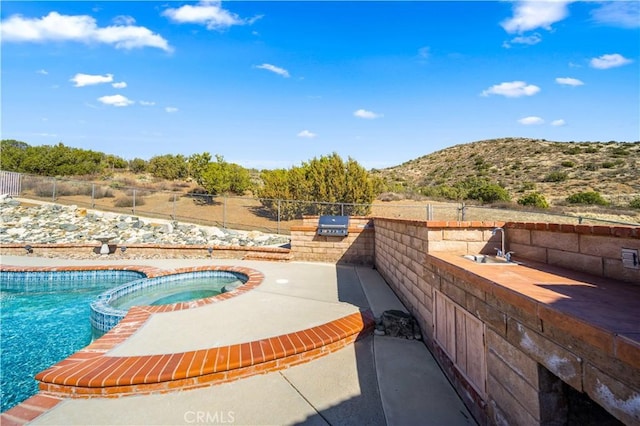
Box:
584, 163, 599, 171
629, 197, 640, 209
601, 161, 616, 169
33, 182, 55, 197
543, 171, 568, 182
420, 185, 462, 200
125, 189, 151, 197
584, 146, 599, 153
517, 192, 549, 209
54, 182, 78, 196
610, 147, 629, 157
94, 187, 114, 199
377, 192, 404, 202
563, 146, 581, 155
566, 191, 609, 206
520, 182, 536, 191
561, 161, 575, 168
466, 183, 511, 204
114, 196, 145, 208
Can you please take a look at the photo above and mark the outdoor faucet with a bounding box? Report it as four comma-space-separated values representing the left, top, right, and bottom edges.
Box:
492, 227, 505, 258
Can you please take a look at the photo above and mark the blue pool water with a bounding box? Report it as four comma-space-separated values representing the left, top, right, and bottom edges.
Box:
0, 271, 143, 412
109, 276, 242, 309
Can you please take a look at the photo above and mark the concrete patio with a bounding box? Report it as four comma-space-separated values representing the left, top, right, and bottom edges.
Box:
1, 256, 475, 425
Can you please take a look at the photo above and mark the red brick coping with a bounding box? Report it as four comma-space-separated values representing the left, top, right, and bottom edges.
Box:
0, 264, 374, 424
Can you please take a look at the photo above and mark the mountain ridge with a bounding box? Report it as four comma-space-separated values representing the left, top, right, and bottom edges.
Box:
371, 137, 640, 203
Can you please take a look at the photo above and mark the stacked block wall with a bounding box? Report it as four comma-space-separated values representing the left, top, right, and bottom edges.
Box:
290, 216, 374, 264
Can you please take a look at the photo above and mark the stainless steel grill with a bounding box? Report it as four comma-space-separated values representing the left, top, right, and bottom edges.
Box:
317, 215, 349, 237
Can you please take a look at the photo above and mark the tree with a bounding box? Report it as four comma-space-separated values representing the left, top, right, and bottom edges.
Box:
0, 139, 29, 171
188, 152, 212, 184
129, 158, 147, 174
198, 155, 251, 195
257, 153, 375, 219
148, 154, 188, 180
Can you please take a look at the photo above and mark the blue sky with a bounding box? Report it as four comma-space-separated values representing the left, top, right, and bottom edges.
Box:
1, 1, 638, 170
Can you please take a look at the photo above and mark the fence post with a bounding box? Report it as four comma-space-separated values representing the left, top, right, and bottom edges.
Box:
172, 193, 177, 220
223, 195, 227, 229
427, 204, 433, 220
132, 189, 136, 214
459, 202, 466, 221
277, 199, 281, 234
52, 178, 56, 202
91, 184, 95, 208
341, 203, 344, 216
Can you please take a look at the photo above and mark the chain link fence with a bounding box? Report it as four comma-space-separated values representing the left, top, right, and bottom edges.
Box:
5, 173, 640, 234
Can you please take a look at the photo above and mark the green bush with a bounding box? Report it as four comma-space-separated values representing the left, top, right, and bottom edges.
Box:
517, 192, 549, 209
629, 197, 640, 209
561, 161, 575, 168
543, 171, 568, 182
466, 183, 511, 204
566, 191, 609, 206
601, 161, 616, 169
563, 146, 581, 155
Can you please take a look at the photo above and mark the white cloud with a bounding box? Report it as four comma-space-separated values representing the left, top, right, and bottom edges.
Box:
36, 69, 48, 75
551, 119, 566, 127
590, 53, 633, 69
555, 77, 584, 86
591, 2, 640, 29
503, 33, 542, 48
354, 109, 383, 119
255, 63, 290, 78
113, 15, 135, 26
0, 12, 172, 52
501, 0, 572, 33
139, 100, 156, 106
481, 81, 540, 98
112, 81, 127, 89
163, 1, 257, 30
165, 107, 178, 113
297, 130, 317, 139
97, 94, 134, 107
70, 73, 113, 87
518, 116, 544, 125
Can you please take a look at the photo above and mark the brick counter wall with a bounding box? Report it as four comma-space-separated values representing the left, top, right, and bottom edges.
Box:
506, 222, 640, 283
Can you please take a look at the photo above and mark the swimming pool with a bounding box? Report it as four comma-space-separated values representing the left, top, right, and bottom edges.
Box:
0, 270, 144, 412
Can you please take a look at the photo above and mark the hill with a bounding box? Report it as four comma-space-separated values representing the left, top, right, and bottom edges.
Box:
371, 138, 640, 205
